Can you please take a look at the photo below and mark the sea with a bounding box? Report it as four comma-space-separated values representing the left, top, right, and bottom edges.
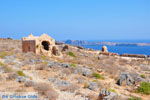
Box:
81, 40, 150, 55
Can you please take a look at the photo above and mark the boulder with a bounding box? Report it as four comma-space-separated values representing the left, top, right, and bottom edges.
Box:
88, 82, 99, 91
48, 61, 71, 68
16, 76, 26, 83
47, 61, 56, 68
48, 78, 71, 87
117, 72, 135, 86
74, 67, 92, 76
98, 89, 118, 100
60, 63, 70, 68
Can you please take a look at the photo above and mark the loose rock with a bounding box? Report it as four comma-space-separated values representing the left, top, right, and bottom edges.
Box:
98, 89, 118, 100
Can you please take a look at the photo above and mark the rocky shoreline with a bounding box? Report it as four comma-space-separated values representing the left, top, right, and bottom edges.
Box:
63, 40, 150, 46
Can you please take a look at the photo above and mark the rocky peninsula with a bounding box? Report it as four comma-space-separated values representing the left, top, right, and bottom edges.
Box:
63, 40, 150, 46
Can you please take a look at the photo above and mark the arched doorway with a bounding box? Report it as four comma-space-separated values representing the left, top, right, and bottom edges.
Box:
42, 41, 50, 51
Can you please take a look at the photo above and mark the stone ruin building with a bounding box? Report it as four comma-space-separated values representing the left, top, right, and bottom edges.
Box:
101, 46, 108, 52
22, 34, 62, 57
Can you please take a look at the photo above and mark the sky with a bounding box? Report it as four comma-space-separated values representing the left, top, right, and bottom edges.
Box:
0, 0, 150, 40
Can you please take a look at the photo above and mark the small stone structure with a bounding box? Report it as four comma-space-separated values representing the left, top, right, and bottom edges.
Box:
101, 46, 108, 52
22, 34, 62, 57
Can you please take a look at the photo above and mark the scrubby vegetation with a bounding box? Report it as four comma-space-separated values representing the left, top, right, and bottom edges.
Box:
0, 52, 9, 58
128, 96, 142, 100
92, 72, 104, 79
70, 63, 76, 67
67, 52, 76, 57
0, 39, 150, 100
0, 61, 5, 66
17, 71, 26, 76
34, 83, 58, 100
137, 82, 150, 95
140, 74, 146, 78
0, 62, 13, 73
4, 66, 13, 73
0, 51, 13, 58
108, 88, 116, 93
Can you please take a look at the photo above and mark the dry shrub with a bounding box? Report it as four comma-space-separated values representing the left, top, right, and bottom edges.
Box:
139, 64, 150, 71
0, 75, 5, 81
59, 84, 79, 93
61, 68, 72, 75
118, 59, 129, 65
34, 83, 58, 100
7, 73, 18, 80
24, 80, 35, 87
35, 64, 47, 70
3, 66, 14, 73
87, 94, 98, 100
15, 87, 27, 92
34, 83, 50, 94
0, 39, 21, 52
97, 58, 127, 79
45, 90, 59, 100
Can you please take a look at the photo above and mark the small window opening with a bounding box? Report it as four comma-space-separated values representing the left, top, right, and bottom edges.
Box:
42, 41, 49, 51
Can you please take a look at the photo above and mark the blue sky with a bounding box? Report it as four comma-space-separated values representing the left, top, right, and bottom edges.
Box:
0, 0, 149, 40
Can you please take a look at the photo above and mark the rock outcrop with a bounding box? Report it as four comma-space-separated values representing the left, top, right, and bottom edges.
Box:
98, 89, 118, 100
117, 72, 135, 86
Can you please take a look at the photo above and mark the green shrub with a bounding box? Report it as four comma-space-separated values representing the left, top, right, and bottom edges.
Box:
41, 55, 47, 60
128, 96, 142, 100
70, 63, 76, 67
0, 51, 13, 58
92, 73, 104, 79
0, 62, 13, 73
140, 74, 146, 78
0, 62, 5, 66
43, 61, 48, 65
108, 88, 116, 93
137, 82, 150, 95
92, 79, 98, 82
17, 71, 26, 76
0, 52, 8, 58
67, 52, 76, 57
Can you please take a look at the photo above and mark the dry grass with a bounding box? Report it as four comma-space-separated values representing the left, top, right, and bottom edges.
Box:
59, 84, 79, 93
34, 83, 58, 100
35, 64, 47, 70
24, 81, 34, 87
0, 39, 150, 100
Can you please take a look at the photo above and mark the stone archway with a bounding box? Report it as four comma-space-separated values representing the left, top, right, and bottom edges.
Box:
42, 41, 50, 51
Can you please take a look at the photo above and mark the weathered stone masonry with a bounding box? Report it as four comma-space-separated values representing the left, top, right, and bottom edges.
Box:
22, 34, 62, 57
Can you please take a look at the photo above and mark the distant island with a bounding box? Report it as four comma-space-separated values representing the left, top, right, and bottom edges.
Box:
62, 40, 150, 46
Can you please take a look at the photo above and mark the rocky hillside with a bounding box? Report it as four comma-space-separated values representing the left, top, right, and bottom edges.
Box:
0, 39, 150, 100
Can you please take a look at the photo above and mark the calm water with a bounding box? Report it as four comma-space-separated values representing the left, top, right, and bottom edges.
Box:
82, 45, 150, 55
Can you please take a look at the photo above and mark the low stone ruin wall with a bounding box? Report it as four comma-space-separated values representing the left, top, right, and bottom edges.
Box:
120, 54, 148, 58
